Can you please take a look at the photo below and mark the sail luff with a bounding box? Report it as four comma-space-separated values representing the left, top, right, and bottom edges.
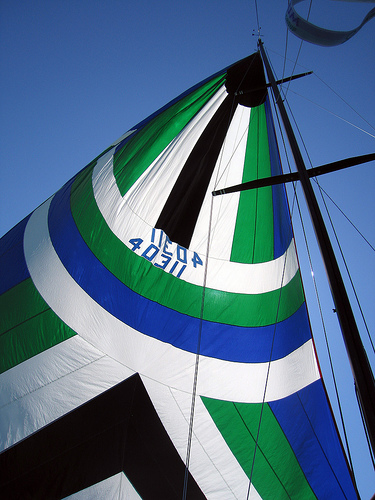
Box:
259, 39, 375, 457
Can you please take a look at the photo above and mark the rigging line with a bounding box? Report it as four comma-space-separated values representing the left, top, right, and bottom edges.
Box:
311, 179, 375, 253
271, 90, 357, 482
238, 62, 291, 495
247, 184, 294, 499
254, 0, 261, 36
285, 88, 375, 139
182, 77, 243, 494
315, 179, 375, 355
354, 383, 375, 468
183, 65, 248, 496
214, 108, 249, 188
214, 101, 261, 189
283, 92, 366, 482
182, 193, 214, 500
168, 390, 238, 496
283, 0, 312, 99
296, 388, 353, 500
291, 181, 357, 482
282, 21, 289, 83
267, 46, 311, 72
286, 86, 375, 359
247, 236, 292, 500
313, 72, 375, 134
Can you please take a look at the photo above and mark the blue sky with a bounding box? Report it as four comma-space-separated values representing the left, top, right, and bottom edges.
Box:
1, 1, 374, 497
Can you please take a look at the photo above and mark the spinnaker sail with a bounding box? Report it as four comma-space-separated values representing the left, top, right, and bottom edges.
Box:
0, 52, 358, 498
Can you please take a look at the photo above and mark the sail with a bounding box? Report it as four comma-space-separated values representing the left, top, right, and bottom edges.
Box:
0, 52, 357, 499
285, 0, 375, 47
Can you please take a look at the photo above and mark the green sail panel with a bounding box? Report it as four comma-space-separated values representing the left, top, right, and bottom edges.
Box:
0, 278, 76, 373
113, 73, 226, 196
231, 103, 274, 264
70, 163, 305, 328
202, 395, 316, 499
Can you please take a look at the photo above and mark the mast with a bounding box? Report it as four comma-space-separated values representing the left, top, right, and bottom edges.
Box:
258, 40, 375, 456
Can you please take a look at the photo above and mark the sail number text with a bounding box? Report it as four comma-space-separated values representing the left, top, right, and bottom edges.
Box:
129, 228, 203, 279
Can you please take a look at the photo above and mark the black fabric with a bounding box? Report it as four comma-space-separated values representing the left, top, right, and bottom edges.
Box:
156, 95, 237, 248
0, 374, 206, 500
225, 52, 267, 107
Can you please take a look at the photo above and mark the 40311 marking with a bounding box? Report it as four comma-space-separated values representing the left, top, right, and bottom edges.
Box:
129, 228, 203, 278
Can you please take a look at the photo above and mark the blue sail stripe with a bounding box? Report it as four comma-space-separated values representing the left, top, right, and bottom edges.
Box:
0, 216, 31, 295
269, 380, 357, 499
264, 98, 293, 260
47, 179, 312, 363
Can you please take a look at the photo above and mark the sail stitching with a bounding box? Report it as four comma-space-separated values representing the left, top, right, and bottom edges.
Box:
233, 403, 291, 499
296, 391, 351, 499
0, 352, 108, 412
250, 109, 260, 263
246, 88, 294, 495
209, 100, 250, 257
0, 303, 50, 337
247, 223, 291, 499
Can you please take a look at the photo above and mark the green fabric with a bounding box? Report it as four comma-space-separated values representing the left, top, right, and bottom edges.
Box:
114, 73, 226, 196
0, 278, 76, 373
202, 396, 316, 499
231, 104, 274, 264
71, 164, 305, 328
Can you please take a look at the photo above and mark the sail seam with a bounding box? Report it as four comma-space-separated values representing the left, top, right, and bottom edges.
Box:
0, 353, 108, 412
233, 402, 291, 498
168, 387, 239, 498
247, 89, 298, 498
247, 224, 292, 499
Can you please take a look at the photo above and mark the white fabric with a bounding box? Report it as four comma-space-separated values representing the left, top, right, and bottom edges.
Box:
122, 86, 228, 227
0, 335, 134, 451
63, 472, 141, 499
109, 129, 137, 148
142, 376, 262, 499
23, 199, 320, 405
93, 137, 299, 295
190, 104, 251, 259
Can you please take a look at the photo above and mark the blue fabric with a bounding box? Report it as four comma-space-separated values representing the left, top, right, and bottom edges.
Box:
0, 216, 31, 294
47, 180, 312, 363
270, 380, 357, 499
264, 97, 293, 260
